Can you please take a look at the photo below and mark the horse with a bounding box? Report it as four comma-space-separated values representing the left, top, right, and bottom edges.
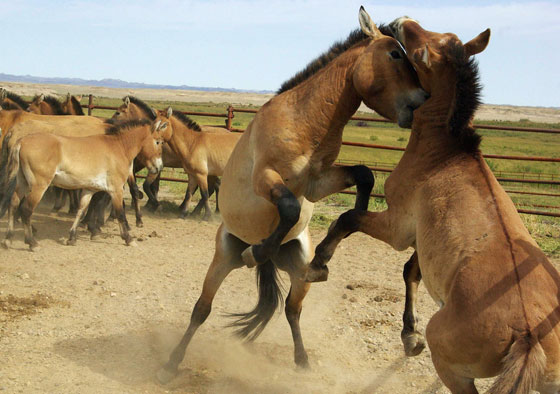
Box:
112, 96, 224, 215
0, 119, 166, 250
0, 89, 28, 111
61, 93, 84, 116
307, 16, 560, 394
153, 107, 240, 219
27, 94, 66, 115
156, 7, 427, 384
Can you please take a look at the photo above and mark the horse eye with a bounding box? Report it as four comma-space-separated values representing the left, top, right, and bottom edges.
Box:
390, 50, 402, 59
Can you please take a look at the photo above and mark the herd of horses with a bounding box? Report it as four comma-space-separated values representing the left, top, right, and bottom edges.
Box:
0, 7, 559, 393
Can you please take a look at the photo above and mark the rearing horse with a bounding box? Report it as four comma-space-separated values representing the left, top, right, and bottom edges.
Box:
308, 16, 560, 394
157, 7, 427, 384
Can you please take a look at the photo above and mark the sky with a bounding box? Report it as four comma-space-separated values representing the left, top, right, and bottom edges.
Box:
1, 0, 559, 107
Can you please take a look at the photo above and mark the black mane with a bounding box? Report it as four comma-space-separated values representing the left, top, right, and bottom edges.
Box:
126, 96, 156, 120
32, 95, 65, 115
70, 96, 84, 115
3, 91, 28, 110
105, 119, 151, 135
173, 110, 201, 132
447, 42, 482, 152
277, 29, 369, 94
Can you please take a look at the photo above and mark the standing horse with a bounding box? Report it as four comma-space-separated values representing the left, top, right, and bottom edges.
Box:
156, 7, 427, 383
154, 107, 240, 219
0, 119, 166, 250
308, 17, 560, 394
27, 94, 66, 115
112, 96, 223, 215
0, 89, 28, 111
61, 93, 84, 116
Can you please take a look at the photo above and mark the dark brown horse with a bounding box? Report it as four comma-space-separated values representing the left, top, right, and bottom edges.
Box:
157, 7, 427, 384
0, 119, 166, 250
308, 16, 560, 394
0, 89, 28, 111
61, 93, 85, 116
27, 94, 66, 115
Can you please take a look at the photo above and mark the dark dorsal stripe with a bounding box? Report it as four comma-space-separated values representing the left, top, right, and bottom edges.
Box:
277, 29, 369, 94
127, 96, 156, 120
172, 110, 201, 132
70, 96, 84, 115
105, 119, 151, 135
4, 91, 28, 110
447, 41, 482, 152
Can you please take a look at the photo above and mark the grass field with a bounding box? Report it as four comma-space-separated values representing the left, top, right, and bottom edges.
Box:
21, 94, 560, 255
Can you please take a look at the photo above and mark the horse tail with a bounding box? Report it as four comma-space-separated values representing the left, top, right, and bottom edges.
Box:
227, 259, 284, 341
489, 333, 546, 394
0, 132, 12, 190
0, 139, 21, 218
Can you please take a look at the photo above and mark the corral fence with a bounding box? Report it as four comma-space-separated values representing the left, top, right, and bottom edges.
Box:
80, 94, 560, 218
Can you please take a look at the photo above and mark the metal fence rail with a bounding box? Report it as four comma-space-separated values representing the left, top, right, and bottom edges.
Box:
80, 95, 559, 218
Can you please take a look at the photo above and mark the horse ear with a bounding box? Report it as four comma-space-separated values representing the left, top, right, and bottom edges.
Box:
464, 28, 490, 57
413, 44, 435, 69
66, 93, 71, 100
75, 95, 82, 102
124, 96, 130, 107
167, 107, 172, 118
358, 6, 381, 39
38, 94, 45, 103
0, 88, 6, 100
150, 107, 157, 118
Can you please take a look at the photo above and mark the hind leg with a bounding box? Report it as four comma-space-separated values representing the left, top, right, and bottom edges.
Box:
2, 192, 21, 249
65, 190, 94, 246
274, 230, 313, 368
401, 252, 426, 357
52, 186, 66, 212
179, 176, 198, 218
157, 224, 247, 384
20, 184, 49, 251
109, 189, 134, 246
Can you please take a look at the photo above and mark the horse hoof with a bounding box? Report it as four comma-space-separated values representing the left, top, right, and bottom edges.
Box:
1, 240, 11, 249
136, 221, 144, 228
90, 234, 101, 241
241, 247, 258, 268
305, 264, 329, 283
156, 367, 177, 385
29, 244, 41, 252
402, 332, 426, 357
127, 240, 138, 247
65, 238, 76, 246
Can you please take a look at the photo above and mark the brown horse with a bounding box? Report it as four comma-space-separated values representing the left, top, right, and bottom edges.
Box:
308, 17, 560, 394
0, 89, 28, 111
27, 94, 66, 115
154, 107, 240, 219
61, 93, 84, 116
112, 96, 224, 215
0, 119, 166, 250
156, 7, 427, 384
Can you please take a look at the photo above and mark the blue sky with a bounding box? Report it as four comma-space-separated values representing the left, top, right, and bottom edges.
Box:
1, 0, 558, 107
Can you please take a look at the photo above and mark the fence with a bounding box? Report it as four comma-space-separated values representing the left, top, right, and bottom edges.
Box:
80, 95, 559, 218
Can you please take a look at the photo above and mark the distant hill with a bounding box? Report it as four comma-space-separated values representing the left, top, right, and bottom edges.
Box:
0, 73, 273, 94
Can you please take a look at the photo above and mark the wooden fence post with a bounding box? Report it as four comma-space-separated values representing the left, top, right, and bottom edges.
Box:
88, 94, 93, 116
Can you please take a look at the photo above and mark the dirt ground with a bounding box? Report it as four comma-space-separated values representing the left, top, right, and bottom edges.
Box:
0, 194, 559, 394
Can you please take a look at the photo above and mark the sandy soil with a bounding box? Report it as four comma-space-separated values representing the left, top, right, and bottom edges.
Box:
1, 195, 559, 394
2, 81, 559, 123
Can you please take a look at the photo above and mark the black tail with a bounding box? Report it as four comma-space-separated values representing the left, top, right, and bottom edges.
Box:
227, 260, 284, 341
0, 138, 21, 218
0, 132, 12, 192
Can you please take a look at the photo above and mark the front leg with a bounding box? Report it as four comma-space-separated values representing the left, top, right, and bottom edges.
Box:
401, 252, 426, 356
306, 209, 398, 282
127, 175, 144, 227
143, 172, 160, 212
242, 168, 300, 268
305, 165, 374, 210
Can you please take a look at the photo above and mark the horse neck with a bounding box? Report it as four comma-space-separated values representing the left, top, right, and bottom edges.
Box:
114, 126, 150, 162
168, 116, 197, 154
286, 44, 366, 136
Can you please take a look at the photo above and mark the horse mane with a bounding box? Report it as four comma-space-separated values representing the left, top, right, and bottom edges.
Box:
70, 96, 84, 115
105, 119, 151, 135
32, 95, 65, 115
277, 29, 369, 94
126, 96, 156, 120
447, 41, 482, 153
172, 110, 201, 132
3, 91, 28, 110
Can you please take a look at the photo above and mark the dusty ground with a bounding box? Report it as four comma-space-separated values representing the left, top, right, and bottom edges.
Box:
1, 194, 559, 394
2, 81, 559, 123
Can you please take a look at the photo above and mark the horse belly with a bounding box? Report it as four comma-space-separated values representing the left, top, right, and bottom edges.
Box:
53, 170, 108, 191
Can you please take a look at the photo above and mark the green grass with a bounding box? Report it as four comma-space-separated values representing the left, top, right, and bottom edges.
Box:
58, 95, 560, 256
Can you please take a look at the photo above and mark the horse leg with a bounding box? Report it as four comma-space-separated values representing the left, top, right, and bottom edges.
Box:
242, 168, 301, 268
401, 252, 426, 356
273, 231, 313, 368
306, 209, 398, 282
65, 190, 94, 246
2, 192, 20, 249
52, 186, 66, 212
67, 189, 80, 215
157, 224, 246, 384
84, 192, 104, 239
143, 172, 160, 212
209, 176, 221, 213
110, 189, 134, 246
127, 175, 143, 227
193, 173, 211, 221
179, 176, 198, 219
20, 184, 49, 251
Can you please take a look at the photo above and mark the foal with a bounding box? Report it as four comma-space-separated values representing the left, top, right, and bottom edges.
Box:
308, 17, 560, 393
0, 119, 166, 250
157, 7, 427, 384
